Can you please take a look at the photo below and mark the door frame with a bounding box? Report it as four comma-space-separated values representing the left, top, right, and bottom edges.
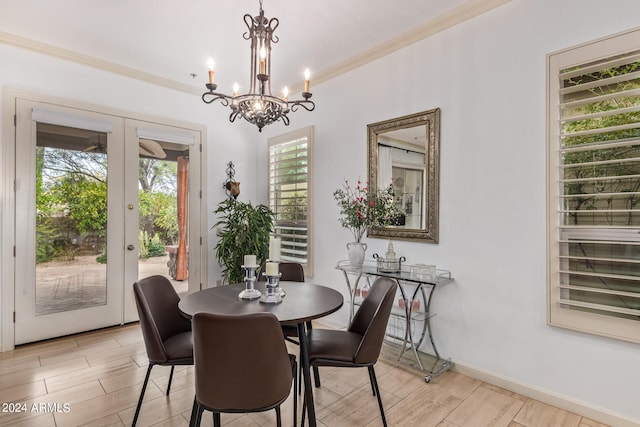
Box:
122, 118, 205, 323
14, 99, 126, 344
1, 88, 208, 351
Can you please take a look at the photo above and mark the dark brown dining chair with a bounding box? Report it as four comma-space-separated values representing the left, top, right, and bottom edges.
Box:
257, 261, 305, 283
304, 277, 397, 427
132, 275, 193, 427
189, 312, 297, 427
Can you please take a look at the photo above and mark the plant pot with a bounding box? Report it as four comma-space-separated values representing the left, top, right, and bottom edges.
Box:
347, 242, 367, 267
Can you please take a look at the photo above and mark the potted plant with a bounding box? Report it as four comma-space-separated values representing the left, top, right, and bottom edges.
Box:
333, 179, 401, 266
213, 199, 274, 284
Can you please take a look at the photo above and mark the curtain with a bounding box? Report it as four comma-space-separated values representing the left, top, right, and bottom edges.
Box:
176, 156, 189, 281
378, 146, 393, 189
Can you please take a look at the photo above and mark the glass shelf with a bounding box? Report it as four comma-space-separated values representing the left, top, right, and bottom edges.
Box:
336, 259, 452, 286
336, 259, 454, 382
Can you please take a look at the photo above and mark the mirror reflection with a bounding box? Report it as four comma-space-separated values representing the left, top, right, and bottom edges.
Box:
367, 109, 440, 242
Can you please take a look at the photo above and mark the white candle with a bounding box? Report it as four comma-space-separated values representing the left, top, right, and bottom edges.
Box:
266, 262, 279, 276
259, 46, 266, 74
304, 68, 310, 92
207, 58, 215, 84
243, 254, 256, 267
269, 237, 281, 261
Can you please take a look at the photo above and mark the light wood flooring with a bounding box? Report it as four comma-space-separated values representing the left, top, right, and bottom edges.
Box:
0, 323, 609, 427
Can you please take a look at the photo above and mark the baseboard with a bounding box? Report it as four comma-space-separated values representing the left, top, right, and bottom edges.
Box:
452, 361, 639, 427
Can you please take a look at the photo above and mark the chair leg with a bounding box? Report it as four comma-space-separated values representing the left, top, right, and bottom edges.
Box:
368, 365, 387, 427
132, 364, 154, 427
306, 321, 322, 389
292, 360, 298, 427
368, 366, 376, 396
188, 398, 202, 427
275, 405, 282, 427
213, 411, 221, 427
313, 366, 321, 388
301, 391, 306, 427
166, 365, 175, 395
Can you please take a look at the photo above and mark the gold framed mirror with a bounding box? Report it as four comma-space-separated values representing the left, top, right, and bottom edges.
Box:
367, 108, 440, 242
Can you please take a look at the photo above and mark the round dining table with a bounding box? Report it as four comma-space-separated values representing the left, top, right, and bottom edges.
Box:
178, 281, 344, 427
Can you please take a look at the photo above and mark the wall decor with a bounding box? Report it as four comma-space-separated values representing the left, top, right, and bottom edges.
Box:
223, 161, 240, 199
367, 109, 440, 242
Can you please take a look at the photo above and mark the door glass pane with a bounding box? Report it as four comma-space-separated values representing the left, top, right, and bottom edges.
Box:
137, 139, 189, 295
35, 123, 108, 315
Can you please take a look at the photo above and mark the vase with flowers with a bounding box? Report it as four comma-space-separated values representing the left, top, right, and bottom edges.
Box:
333, 179, 400, 267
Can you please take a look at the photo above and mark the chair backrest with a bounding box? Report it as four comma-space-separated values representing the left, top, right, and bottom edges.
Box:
133, 275, 191, 363
279, 262, 305, 282
192, 312, 293, 411
348, 277, 397, 365
258, 262, 305, 282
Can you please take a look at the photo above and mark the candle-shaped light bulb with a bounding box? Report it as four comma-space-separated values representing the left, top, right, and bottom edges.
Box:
304, 68, 310, 92
283, 86, 289, 101
207, 58, 215, 84
259, 46, 267, 74
232, 82, 239, 97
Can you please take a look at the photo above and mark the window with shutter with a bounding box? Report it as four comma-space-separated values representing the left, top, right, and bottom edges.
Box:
268, 126, 313, 276
547, 28, 640, 343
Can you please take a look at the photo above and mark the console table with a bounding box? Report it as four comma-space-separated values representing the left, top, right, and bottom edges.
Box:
336, 260, 453, 382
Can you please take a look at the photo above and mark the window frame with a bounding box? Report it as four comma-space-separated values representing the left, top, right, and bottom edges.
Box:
268, 126, 314, 277
546, 26, 640, 343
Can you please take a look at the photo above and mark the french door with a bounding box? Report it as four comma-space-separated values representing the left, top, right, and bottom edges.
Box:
13, 99, 202, 344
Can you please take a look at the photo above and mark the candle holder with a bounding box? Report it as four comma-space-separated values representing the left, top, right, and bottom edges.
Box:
239, 265, 262, 300
265, 259, 286, 297
260, 272, 283, 304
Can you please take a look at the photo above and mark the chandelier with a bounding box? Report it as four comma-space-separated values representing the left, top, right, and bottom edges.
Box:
202, 0, 315, 132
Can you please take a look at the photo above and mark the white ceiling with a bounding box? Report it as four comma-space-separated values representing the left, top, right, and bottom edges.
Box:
0, 0, 496, 94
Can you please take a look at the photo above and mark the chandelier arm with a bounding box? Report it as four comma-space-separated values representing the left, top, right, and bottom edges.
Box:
290, 100, 315, 112
202, 91, 230, 107
229, 110, 241, 123
243, 14, 254, 39
268, 18, 279, 43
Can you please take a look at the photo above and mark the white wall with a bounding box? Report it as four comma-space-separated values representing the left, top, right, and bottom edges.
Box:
258, 0, 640, 423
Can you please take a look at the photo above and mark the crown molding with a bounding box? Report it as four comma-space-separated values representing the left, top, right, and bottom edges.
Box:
0, 0, 511, 95
306, 0, 513, 91
0, 30, 202, 95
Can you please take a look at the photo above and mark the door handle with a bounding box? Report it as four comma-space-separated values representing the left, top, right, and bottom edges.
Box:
127, 244, 135, 251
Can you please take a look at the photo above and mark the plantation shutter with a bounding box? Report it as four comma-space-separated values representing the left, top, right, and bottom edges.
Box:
268, 127, 313, 275
548, 31, 640, 343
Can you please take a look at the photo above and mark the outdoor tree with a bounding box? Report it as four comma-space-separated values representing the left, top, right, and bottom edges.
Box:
563, 60, 640, 226
35, 147, 179, 262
